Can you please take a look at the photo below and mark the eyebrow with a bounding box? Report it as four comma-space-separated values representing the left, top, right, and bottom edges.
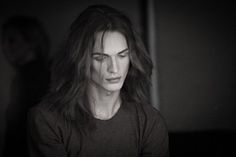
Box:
92, 48, 129, 56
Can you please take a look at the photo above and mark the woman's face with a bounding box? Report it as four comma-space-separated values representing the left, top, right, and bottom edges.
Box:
90, 31, 130, 93
2, 29, 33, 66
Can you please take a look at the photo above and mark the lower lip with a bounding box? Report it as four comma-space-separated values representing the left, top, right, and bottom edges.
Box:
106, 77, 121, 83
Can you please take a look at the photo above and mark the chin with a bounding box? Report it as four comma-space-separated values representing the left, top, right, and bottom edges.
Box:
104, 84, 123, 92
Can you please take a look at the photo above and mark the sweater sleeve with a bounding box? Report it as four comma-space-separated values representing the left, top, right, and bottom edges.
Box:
27, 106, 67, 157
141, 107, 169, 157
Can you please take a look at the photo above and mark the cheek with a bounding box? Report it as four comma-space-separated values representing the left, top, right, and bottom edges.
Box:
120, 59, 130, 74
91, 62, 106, 80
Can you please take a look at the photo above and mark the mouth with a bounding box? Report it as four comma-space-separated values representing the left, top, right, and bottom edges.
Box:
106, 77, 121, 83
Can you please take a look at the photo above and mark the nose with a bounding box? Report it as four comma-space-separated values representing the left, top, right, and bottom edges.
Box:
108, 56, 118, 73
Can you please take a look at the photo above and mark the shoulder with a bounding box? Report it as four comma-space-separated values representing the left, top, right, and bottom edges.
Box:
125, 102, 168, 129
142, 104, 165, 121
142, 104, 168, 130
27, 103, 66, 134
27, 103, 71, 144
131, 103, 165, 122
28, 104, 57, 123
131, 103, 168, 132
135, 104, 170, 156
141, 104, 160, 115
27, 104, 71, 156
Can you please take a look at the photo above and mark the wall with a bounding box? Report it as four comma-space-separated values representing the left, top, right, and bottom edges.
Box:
156, 0, 236, 131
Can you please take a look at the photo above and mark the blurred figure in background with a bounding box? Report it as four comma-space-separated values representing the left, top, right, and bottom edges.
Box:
1, 15, 51, 157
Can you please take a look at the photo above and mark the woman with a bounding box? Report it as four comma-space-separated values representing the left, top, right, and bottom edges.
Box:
28, 5, 169, 157
1, 15, 51, 157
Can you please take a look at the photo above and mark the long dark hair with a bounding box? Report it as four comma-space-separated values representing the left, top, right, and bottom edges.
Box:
43, 5, 153, 130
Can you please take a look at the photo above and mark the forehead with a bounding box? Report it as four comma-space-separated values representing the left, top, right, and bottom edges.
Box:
93, 31, 128, 55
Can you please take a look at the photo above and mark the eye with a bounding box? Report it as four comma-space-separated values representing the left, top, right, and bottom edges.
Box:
93, 54, 108, 62
118, 51, 129, 58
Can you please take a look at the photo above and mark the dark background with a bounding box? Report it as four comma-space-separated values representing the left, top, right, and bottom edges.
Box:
0, 0, 235, 156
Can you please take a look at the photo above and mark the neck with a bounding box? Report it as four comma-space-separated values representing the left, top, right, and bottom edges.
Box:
88, 82, 121, 120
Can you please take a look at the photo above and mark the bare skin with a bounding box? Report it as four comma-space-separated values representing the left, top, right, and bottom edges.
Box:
88, 31, 130, 120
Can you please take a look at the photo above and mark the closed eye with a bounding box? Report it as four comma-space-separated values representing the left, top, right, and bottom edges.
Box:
118, 49, 129, 58
92, 53, 108, 62
92, 48, 129, 61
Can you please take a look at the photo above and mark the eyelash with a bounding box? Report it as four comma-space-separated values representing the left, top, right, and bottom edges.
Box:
94, 55, 108, 61
93, 52, 129, 62
118, 52, 129, 58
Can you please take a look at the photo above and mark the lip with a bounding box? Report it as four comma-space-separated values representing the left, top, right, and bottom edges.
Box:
106, 77, 121, 83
